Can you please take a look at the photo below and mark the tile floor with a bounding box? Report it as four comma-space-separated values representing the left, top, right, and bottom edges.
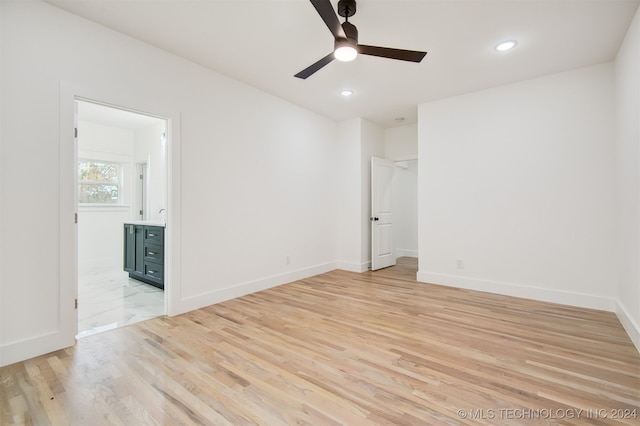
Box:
77, 266, 165, 338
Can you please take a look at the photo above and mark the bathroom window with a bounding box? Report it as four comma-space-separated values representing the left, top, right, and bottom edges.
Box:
78, 160, 122, 205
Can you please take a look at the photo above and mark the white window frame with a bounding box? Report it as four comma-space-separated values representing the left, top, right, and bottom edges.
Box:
77, 158, 125, 206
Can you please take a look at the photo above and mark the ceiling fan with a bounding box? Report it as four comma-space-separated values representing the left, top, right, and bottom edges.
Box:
295, 0, 427, 79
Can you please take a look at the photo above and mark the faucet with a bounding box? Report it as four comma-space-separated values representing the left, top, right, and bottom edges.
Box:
158, 208, 166, 225
158, 208, 166, 215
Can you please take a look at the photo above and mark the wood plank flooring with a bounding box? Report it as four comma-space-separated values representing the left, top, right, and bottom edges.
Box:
1, 258, 639, 425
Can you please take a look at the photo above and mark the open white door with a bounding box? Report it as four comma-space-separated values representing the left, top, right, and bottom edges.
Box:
371, 157, 396, 271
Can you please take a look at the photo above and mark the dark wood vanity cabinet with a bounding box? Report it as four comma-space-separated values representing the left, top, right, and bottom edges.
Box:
124, 224, 164, 289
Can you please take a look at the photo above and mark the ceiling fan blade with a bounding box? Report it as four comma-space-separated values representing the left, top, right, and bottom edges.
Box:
358, 45, 427, 62
294, 52, 335, 79
310, 0, 346, 39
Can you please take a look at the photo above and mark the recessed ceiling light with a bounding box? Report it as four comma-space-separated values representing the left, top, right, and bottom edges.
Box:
495, 40, 518, 52
340, 89, 353, 97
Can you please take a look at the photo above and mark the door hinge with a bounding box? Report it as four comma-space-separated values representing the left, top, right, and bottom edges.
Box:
74, 299, 78, 309
74, 127, 78, 138
75, 213, 78, 224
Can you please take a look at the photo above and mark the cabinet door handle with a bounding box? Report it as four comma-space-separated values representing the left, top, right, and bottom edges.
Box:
148, 251, 155, 255
148, 270, 155, 274
148, 233, 155, 237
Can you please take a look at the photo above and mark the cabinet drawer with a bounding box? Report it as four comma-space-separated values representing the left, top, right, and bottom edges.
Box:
144, 244, 163, 263
144, 226, 164, 245
144, 261, 164, 283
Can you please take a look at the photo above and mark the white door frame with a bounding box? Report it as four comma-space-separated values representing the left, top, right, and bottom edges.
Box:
59, 81, 182, 345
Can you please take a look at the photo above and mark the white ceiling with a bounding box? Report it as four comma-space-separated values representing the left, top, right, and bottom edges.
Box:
47, 0, 639, 128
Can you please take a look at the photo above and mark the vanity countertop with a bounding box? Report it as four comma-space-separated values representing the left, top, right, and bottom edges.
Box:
124, 220, 166, 227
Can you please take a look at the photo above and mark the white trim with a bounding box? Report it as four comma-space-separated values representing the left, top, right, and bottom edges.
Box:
417, 270, 616, 312
165, 113, 181, 316
78, 205, 130, 212
396, 249, 418, 258
337, 261, 371, 273
174, 262, 338, 315
0, 330, 74, 367
616, 301, 640, 353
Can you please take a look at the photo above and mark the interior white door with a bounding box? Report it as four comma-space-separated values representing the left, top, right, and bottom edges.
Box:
371, 157, 396, 271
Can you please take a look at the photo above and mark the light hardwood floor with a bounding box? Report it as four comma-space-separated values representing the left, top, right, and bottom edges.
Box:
1, 258, 639, 425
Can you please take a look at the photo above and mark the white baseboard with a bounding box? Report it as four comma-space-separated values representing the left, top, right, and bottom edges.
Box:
417, 271, 616, 312
174, 262, 339, 315
0, 330, 75, 368
336, 261, 371, 273
396, 249, 418, 258
616, 301, 640, 353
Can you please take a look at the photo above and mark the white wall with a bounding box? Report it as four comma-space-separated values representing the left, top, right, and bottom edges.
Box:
614, 7, 640, 350
179, 99, 338, 306
0, 1, 340, 366
385, 124, 417, 161
393, 160, 418, 258
418, 63, 617, 311
336, 119, 363, 271
77, 120, 134, 270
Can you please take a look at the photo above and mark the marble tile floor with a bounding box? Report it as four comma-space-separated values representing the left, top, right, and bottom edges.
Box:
77, 266, 164, 338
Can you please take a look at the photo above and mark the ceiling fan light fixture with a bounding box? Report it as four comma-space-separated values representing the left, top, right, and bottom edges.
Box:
334, 40, 358, 62
294, 0, 427, 79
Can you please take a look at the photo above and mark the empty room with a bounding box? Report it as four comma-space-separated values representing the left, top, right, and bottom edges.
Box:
1, 0, 639, 424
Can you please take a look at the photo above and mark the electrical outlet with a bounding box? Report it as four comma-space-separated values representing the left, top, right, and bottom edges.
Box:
457, 259, 464, 269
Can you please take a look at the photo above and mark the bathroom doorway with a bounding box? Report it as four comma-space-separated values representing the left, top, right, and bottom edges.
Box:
75, 99, 168, 337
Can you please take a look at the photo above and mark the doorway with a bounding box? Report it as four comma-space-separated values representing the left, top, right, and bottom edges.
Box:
75, 99, 168, 337
392, 159, 418, 259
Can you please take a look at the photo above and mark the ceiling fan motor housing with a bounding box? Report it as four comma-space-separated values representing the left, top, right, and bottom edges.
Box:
337, 0, 357, 18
